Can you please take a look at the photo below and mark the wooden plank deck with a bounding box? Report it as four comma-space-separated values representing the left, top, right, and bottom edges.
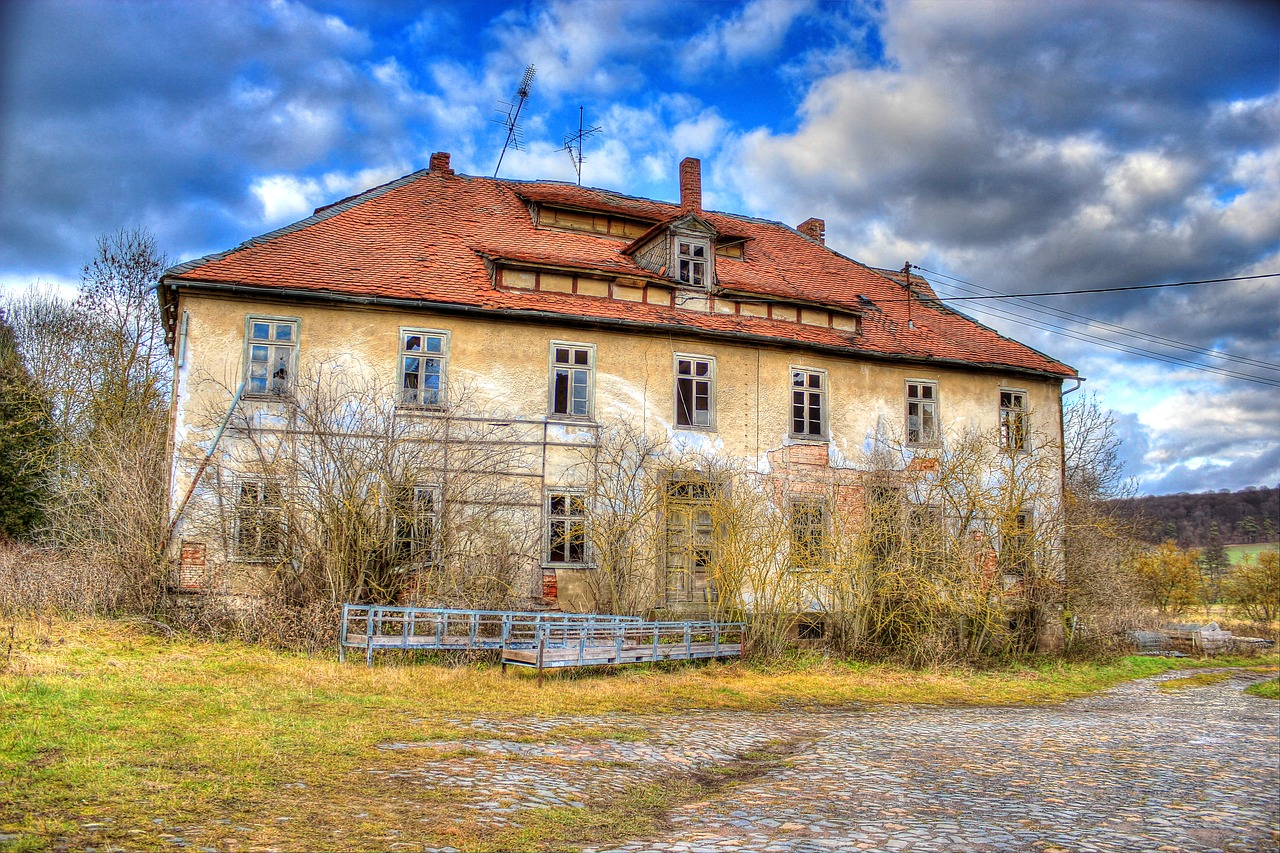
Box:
502, 641, 743, 668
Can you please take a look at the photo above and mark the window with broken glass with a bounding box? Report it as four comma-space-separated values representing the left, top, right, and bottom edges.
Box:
546, 492, 587, 565
401, 330, 447, 407
245, 318, 298, 396
235, 479, 284, 562
906, 381, 938, 445
1000, 390, 1028, 452
791, 368, 826, 439
550, 343, 594, 418
675, 355, 715, 428
676, 238, 708, 286
392, 484, 439, 565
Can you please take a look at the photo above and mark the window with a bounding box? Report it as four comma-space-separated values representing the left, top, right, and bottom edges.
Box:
791, 369, 826, 439
675, 356, 715, 428
245, 318, 298, 396
676, 238, 709, 286
393, 485, 439, 565
546, 492, 587, 565
1000, 390, 1028, 452
401, 330, 448, 407
999, 510, 1034, 577
665, 477, 717, 604
550, 343, 594, 418
790, 498, 828, 569
906, 381, 938, 445
235, 479, 283, 562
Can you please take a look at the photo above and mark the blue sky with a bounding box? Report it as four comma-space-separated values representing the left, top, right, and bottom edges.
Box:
1, 0, 1277, 496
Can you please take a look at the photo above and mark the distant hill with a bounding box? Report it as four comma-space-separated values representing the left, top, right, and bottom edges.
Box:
1110, 486, 1278, 548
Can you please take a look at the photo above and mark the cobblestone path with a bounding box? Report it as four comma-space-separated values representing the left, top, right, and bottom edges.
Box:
393, 670, 1278, 853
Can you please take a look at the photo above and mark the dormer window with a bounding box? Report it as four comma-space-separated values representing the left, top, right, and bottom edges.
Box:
677, 238, 708, 286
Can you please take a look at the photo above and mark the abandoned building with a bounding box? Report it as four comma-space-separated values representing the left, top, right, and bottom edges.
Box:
157, 154, 1077, 638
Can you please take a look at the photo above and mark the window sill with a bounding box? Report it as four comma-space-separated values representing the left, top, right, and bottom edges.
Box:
543, 562, 595, 570
673, 423, 717, 433
547, 414, 597, 425
788, 434, 829, 444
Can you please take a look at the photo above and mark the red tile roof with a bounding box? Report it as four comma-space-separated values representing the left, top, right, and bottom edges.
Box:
163, 165, 1075, 379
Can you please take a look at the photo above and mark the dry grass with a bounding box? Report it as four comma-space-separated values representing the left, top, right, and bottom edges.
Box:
2, 617, 1276, 852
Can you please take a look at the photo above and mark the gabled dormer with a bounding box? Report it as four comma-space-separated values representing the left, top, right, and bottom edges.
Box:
623, 157, 723, 289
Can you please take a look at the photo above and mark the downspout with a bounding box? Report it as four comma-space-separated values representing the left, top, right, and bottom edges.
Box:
159, 382, 246, 554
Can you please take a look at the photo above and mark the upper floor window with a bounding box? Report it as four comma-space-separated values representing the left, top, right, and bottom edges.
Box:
392, 484, 439, 565
675, 355, 715, 428
550, 343, 594, 419
546, 492, 587, 565
245, 318, 298, 396
1000, 390, 1028, 452
791, 368, 826, 439
676, 238, 709, 286
235, 478, 284, 562
906, 381, 939, 445
401, 330, 448, 407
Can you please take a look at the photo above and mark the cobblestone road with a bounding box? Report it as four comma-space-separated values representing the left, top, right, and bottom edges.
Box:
389, 669, 1279, 853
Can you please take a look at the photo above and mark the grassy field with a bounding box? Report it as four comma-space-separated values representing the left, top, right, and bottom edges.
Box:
2, 618, 1276, 852
1225, 541, 1279, 564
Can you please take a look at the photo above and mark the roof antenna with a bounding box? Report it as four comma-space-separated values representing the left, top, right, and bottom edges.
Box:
903, 261, 915, 330
493, 64, 536, 178
561, 106, 602, 186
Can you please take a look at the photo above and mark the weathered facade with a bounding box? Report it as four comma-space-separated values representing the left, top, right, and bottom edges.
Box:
157, 154, 1076, 637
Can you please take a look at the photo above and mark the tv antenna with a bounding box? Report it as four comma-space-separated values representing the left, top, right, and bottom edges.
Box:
561, 106, 602, 186
493, 64, 536, 177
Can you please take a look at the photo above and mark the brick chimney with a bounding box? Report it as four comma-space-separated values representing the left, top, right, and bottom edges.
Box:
429, 151, 454, 175
679, 157, 702, 213
798, 218, 825, 245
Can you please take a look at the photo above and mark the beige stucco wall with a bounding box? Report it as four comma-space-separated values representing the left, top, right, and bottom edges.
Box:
166, 290, 1065, 603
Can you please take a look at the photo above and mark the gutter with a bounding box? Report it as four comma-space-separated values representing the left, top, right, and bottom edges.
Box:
160, 277, 1078, 383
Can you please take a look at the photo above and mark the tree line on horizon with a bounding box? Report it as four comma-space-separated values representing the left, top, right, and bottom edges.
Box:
1111, 487, 1278, 549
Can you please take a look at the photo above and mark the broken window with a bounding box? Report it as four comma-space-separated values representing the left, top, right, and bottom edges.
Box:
401, 330, 448, 407
999, 510, 1034, 577
393, 484, 439, 565
1000, 390, 1028, 452
550, 343, 594, 418
790, 497, 828, 569
245, 318, 298, 396
791, 368, 826, 439
676, 238, 708, 286
675, 355, 715, 428
546, 492, 587, 565
906, 381, 938, 445
235, 479, 284, 562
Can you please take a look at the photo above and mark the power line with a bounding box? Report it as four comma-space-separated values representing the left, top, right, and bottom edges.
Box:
913, 272, 1280, 387
912, 269, 1278, 300
920, 268, 1280, 375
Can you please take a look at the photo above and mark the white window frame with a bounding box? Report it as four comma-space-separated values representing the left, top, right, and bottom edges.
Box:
234, 478, 284, 563
1000, 388, 1029, 452
673, 236, 710, 287
674, 354, 716, 430
545, 490, 589, 566
549, 341, 596, 420
906, 380, 939, 446
392, 483, 440, 566
400, 328, 449, 408
790, 367, 827, 440
244, 316, 299, 397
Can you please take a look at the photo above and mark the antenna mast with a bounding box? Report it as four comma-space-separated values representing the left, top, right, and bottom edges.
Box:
561, 106, 602, 186
494, 64, 536, 178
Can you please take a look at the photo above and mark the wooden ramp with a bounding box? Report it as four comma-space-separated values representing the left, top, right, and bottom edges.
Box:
339, 605, 744, 672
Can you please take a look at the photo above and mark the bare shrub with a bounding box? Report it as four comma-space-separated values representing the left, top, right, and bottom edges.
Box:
0, 542, 130, 616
